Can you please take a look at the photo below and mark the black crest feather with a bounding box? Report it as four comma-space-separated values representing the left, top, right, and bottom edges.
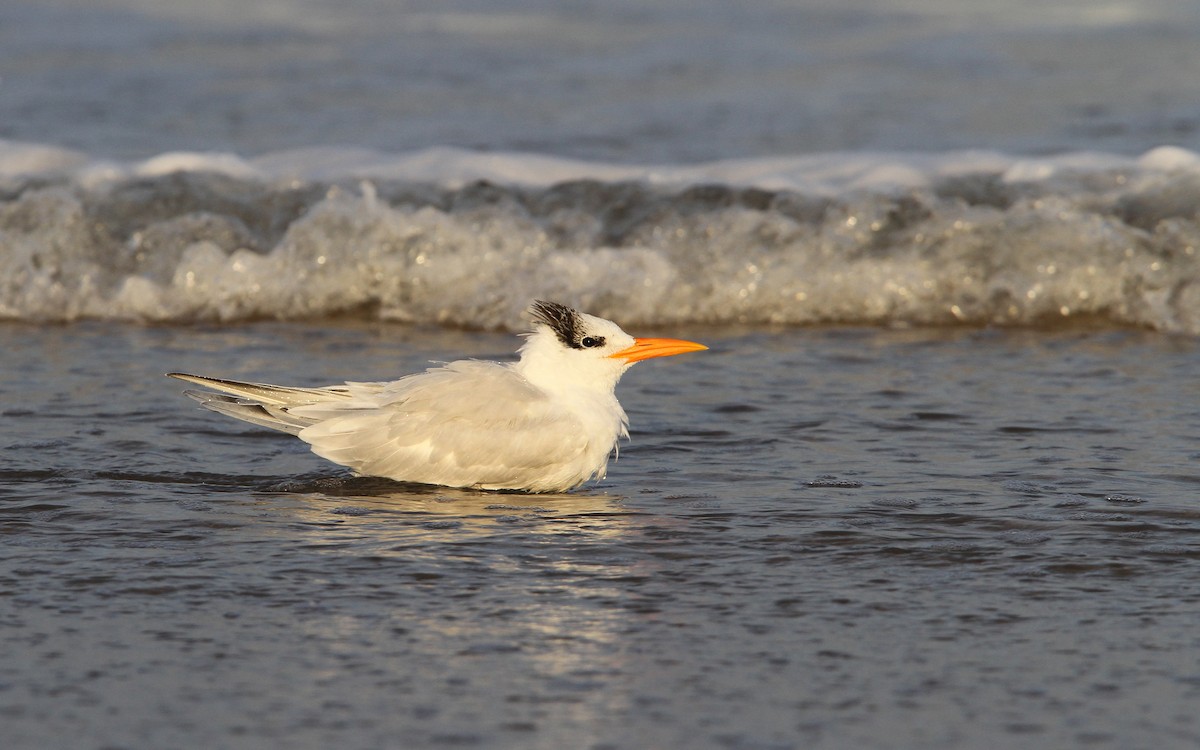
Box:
530, 300, 584, 349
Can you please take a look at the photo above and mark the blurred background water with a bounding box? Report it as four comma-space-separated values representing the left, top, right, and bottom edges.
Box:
3, 0, 1200, 161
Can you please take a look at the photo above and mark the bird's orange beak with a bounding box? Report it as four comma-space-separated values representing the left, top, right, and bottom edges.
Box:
610, 337, 708, 363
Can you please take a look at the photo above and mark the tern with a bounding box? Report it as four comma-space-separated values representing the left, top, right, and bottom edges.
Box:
168, 301, 707, 492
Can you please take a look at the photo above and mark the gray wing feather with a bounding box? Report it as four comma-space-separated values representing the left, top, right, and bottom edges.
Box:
167, 372, 355, 405
169, 372, 364, 435
179, 390, 313, 435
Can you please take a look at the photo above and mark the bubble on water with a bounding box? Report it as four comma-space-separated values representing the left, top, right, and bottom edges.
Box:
1104, 493, 1147, 504
1053, 494, 1090, 508
870, 497, 919, 508
1002, 480, 1046, 496
806, 477, 864, 489
420, 520, 463, 530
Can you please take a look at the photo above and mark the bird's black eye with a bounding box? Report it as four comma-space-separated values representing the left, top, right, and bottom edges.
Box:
580, 336, 605, 348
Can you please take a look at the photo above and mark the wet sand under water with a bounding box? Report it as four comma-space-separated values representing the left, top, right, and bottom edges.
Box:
2, 321, 1200, 749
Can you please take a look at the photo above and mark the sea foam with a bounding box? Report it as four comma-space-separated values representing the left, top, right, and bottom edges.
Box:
2, 140, 1199, 332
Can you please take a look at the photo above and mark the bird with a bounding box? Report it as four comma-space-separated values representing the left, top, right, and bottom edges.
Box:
168, 300, 707, 493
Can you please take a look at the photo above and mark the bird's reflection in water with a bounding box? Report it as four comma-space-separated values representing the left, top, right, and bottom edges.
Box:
247, 472, 645, 732
255, 473, 639, 547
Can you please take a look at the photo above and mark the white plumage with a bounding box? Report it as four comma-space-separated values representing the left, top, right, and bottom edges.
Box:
169, 301, 707, 492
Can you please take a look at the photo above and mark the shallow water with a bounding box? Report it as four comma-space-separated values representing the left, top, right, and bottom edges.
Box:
3, 321, 1200, 749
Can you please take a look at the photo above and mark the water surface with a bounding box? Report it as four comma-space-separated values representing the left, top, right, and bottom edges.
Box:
3, 321, 1199, 749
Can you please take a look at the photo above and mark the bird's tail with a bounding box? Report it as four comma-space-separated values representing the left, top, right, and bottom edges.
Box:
167, 372, 354, 436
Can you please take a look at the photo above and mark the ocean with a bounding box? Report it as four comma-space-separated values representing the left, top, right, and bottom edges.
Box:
3, 1, 1200, 749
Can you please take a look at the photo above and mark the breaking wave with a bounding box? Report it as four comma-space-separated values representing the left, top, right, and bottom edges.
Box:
2, 140, 1199, 332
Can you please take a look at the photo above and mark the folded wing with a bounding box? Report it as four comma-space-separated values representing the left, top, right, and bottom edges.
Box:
296, 361, 596, 490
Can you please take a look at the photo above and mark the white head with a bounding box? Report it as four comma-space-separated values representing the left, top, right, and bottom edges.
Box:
516, 300, 707, 395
